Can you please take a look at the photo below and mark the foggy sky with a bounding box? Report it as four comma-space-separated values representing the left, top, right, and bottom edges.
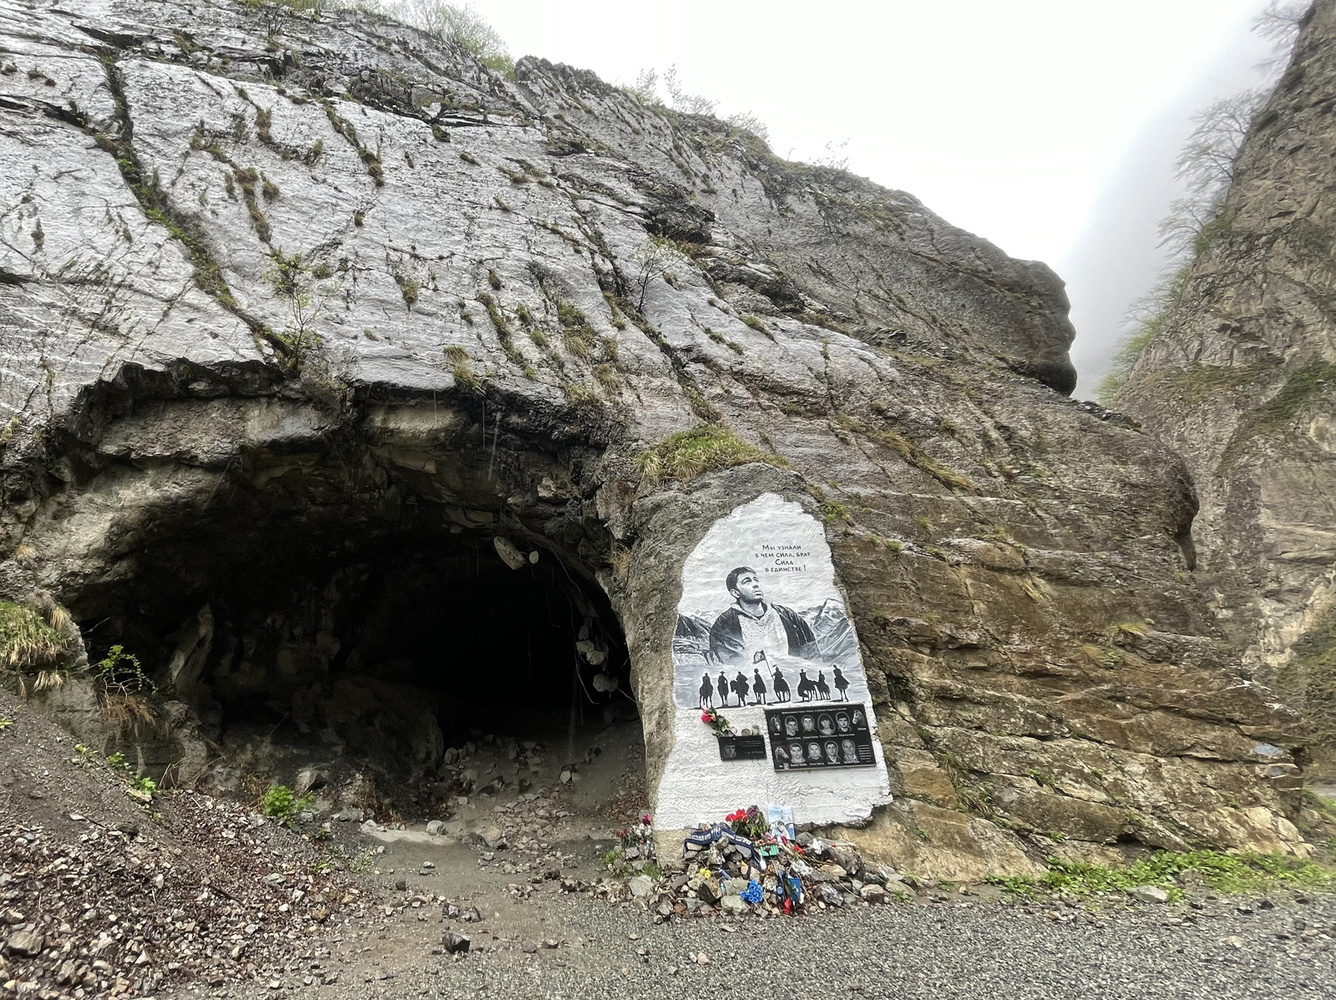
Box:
1057, 25, 1280, 398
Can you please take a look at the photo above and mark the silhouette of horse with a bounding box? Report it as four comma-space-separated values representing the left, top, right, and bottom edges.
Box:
699, 673, 714, 709
815, 671, 831, 701
731, 671, 750, 706
832, 666, 849, 701
772, 668, 791, 703
752, 669, 768, 705
796, 669, 817, 701
717, 671, 730, 707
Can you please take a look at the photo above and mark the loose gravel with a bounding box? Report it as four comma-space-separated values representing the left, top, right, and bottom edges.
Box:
144, 883, 1336, 1000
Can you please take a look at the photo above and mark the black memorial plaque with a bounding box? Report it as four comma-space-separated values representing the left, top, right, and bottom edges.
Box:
765, 702, 875, 770
717, 734, 768, 761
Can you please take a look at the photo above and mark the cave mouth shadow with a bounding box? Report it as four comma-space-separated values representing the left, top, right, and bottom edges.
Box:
80, 521, 635, 812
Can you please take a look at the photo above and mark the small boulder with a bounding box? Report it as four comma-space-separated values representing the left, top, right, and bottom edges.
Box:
1131, 885, 1169, 904
628, 875, 654, 898
442, 932, 470, 954
5, 929, 44, 957
815, 883, 844, 907
294, 767, 326, 796
860, 884, 888, 904
720, 895, 748, 915
828, 844, 864, 877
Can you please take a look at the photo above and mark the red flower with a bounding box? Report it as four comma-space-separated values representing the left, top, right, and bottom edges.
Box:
641, 814, 652, 825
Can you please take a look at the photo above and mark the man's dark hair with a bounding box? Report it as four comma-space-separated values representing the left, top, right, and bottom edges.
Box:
726, 566, 758, 596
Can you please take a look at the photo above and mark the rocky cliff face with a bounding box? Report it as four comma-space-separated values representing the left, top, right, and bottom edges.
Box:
0, 0, 1313, 872
1117, 2, 1336, 760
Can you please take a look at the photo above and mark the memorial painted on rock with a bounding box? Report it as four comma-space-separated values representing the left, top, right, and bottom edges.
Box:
654, 493, 892, 829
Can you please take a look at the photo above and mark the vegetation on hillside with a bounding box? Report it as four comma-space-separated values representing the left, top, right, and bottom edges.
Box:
240, 0, 515, 76
1096, 2, 1309, 403
637, 425, 787, 485
989, 849, 1336, 900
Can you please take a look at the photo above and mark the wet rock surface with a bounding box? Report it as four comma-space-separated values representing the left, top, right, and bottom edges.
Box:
1116, 3, 1336, 759
0, 0, 1320, 871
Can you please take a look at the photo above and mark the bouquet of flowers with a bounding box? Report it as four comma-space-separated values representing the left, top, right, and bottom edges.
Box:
609, 812, 655, 870
700, 706, 733, 736
724, 804, 770, 841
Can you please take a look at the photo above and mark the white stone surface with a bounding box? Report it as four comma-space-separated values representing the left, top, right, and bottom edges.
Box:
655, 493, 892, 829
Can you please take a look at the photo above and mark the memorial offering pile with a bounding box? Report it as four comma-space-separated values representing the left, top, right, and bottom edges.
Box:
634, 806, 898, 919
603, 814, 658, 876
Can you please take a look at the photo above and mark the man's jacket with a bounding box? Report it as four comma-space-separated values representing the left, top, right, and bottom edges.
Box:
707, 603, 819, 665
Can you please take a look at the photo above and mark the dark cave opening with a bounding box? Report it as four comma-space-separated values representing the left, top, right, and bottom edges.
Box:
77, 519, 635, 806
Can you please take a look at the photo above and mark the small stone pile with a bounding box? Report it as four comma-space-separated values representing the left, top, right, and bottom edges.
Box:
0, 792, 361, 1000
613, 830, 905, 920
432, 737, 552, 808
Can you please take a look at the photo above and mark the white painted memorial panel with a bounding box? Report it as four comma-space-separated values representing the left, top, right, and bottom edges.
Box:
655, 493, 892, 828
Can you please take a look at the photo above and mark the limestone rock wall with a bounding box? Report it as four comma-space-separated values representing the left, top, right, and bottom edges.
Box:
1117, 1, 1336, 756
0, 0, 1312, 870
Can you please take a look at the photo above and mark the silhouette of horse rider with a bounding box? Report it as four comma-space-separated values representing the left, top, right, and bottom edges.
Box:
699, 673, 715, 709
796, 669, 817, 702
731, 671, 750, 706
751, 667, 768, 705
772, 667, 791, 702
832, 666, 850, 701
717, 669, 730, 707
708, 567, 820, 667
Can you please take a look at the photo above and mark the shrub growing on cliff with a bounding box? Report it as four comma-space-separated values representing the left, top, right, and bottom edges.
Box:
637, 426, 787, 485
0, 600, 68, 671
373, 1, 514, 76
92, 645, 154, 695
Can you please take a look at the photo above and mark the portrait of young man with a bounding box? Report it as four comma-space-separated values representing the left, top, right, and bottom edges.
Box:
707, 566, 820, 666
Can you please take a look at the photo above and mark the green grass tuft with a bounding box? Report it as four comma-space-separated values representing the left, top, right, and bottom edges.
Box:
0, 601, 67, 671
1223, 361, 1336, 466
637, 425, 787, 485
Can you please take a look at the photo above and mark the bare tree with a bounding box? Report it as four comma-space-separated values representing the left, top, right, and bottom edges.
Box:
661, 65, 717, 116
1254, 0, 1312, 46
628, 236, 686, 313
624, 68, 661, 106
725, 111, 770, 144
1154, 88, 1267, 261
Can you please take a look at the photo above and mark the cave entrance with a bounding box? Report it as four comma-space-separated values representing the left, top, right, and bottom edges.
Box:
80, 520, 635, 818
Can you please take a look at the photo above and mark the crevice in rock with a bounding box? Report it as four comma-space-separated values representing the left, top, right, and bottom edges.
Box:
92, 55, 280, 358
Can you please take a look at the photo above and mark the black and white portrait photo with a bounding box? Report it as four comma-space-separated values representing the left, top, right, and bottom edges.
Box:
671, 508, 871, 713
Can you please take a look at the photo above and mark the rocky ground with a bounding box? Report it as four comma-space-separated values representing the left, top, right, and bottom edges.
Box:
3, 687, 1336, 1000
